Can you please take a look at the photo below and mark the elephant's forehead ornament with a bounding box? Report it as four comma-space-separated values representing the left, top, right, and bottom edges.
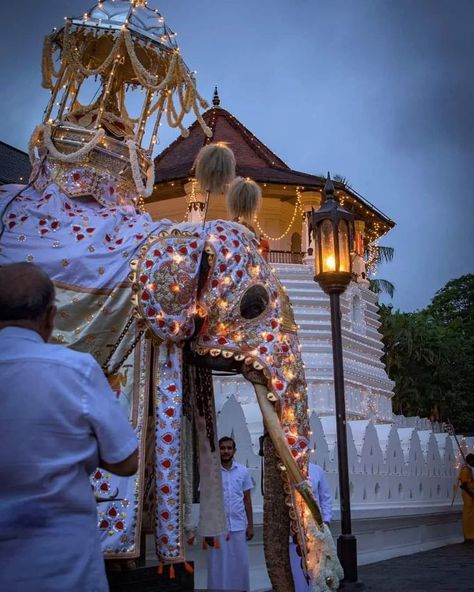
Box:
131, 219, 310, 459
195, 220, 310, 460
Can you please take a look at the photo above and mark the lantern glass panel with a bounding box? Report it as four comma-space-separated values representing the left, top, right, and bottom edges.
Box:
338, 219, 350, 272
321, 220, 336, 272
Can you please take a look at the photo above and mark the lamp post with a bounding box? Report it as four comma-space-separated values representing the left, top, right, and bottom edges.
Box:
311, 174, 363, 589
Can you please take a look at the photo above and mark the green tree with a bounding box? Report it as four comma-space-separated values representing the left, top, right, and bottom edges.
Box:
428, 274, 474, 431
427, 274, 474, 330
379, 274, 474, 432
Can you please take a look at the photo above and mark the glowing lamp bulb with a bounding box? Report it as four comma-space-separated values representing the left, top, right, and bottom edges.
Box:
324, 255, 336, 271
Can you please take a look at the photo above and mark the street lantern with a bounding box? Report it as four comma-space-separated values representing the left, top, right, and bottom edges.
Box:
311, 174, 363, 590
312, 174, 354, 294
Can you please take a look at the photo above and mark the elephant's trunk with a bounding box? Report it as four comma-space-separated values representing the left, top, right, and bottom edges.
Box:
253, 382, 296, 592
261, 426, 294, 592
253, 383, 322, 524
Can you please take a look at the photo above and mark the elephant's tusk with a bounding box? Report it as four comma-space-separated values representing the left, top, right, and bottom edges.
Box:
253, 383, 323, 527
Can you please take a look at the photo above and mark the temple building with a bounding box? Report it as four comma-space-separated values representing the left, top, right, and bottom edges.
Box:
148, 89, 393, 270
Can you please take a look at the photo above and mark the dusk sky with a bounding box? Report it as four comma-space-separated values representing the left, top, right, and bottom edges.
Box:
1, 1, 472, 311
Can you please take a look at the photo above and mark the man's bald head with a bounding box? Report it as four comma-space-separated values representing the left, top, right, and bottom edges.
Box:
0, 264, 56, 339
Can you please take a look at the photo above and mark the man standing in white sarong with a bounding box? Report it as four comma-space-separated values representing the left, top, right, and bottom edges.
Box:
207, 436, 254, 592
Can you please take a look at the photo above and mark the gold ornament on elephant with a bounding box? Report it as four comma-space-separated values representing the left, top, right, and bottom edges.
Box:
277, 282, 298, 334
31, 0, 211, 206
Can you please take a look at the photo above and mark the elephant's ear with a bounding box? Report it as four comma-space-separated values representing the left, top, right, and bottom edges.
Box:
130, 230, 204, 343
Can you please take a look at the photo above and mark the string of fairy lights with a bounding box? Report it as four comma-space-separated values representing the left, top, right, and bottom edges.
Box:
176, 176, 391, 248
253, 186, 304, 241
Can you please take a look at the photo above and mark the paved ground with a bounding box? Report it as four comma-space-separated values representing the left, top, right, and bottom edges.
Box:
135, 541, 474, 591
358, 543, 474, 592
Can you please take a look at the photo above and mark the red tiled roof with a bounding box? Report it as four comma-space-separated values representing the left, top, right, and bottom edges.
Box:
155, 107, 323, 188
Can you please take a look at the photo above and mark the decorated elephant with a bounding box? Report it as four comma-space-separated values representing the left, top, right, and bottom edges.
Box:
0, 1, 342, 590
0, 152, 342, 591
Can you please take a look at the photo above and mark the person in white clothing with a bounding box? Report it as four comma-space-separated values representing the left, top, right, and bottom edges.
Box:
290, 462, 333, 592
0, 263, 139, 592
207, 436, 254, 592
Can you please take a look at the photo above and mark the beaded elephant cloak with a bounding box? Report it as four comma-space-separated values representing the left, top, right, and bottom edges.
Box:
0, 182, 166, 559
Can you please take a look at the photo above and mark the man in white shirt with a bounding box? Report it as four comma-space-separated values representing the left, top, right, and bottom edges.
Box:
207, 436, 254, 592
290, 462, 333, 592
0, 263, 139, 592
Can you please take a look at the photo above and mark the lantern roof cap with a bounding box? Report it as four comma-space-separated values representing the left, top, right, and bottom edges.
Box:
313, 173, 354, 223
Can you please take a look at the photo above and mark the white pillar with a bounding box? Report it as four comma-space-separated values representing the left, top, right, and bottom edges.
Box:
352, 220, 370, 287
184, 180, 206, 224
300, 190, 322, 265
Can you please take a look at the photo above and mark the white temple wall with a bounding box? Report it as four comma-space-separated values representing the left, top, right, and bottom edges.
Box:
193, 400, 463, 587
216, 402, 462, 516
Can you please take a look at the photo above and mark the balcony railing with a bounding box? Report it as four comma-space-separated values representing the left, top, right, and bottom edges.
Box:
267, 250, 304, 264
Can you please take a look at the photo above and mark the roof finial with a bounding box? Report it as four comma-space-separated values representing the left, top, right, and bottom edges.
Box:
212, 86, 220, 107
324, 171, 335, 200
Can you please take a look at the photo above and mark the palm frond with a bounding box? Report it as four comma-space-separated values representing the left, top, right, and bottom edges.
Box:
365, 245, 394, 265
333, 174, 350, 186
369, 279, 395, 298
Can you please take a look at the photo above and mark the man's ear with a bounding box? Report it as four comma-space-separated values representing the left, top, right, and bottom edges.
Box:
45, 304, 57, 339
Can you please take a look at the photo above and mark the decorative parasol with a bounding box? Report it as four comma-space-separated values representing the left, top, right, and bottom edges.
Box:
30, 0, 211, 206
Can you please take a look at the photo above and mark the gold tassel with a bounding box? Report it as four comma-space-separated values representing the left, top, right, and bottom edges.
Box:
195, 142, 236, 195
226, 176, 262, 221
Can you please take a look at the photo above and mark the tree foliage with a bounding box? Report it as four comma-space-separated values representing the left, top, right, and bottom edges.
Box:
379, 274, 474, 433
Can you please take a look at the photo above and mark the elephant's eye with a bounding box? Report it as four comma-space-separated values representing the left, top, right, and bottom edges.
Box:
240, 285, 269, 319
